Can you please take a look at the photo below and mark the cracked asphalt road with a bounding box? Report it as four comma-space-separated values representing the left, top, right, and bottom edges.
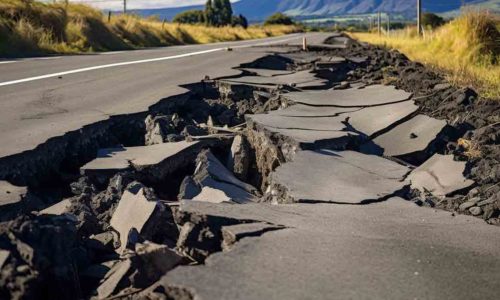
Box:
0, 33, 313, 159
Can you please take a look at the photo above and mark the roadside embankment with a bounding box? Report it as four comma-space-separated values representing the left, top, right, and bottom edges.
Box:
0, 0, 300, 57
349, 11, 500, 99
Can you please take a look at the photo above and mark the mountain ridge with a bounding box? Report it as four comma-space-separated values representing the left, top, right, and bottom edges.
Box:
131, 0, 499, 21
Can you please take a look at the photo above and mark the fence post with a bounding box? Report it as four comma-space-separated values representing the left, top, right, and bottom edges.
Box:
108, 11, 112, 23
377, 12, 381, 36
417, 0, 422, 36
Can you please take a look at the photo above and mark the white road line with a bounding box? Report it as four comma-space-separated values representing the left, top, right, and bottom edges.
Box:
0, 61, 17, 65
0, 35, 301, 88
100, 51, 126, 55
0, 48, 223, 87
33, 56, 62, 60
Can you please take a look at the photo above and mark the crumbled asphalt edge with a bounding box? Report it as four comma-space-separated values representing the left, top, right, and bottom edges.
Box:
0, 33, 498, 299
317, 34, 499, 223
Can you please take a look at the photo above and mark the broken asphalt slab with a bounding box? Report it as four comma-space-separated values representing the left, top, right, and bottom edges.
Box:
81, 141, 200, 179
408, 154, 475, 197
152, 198, 500, 300
266, 149, 409, 204
361, 114, 448, 158
282, 85, 412, 107
180, 150, 259, 204
220, 70, 328, 89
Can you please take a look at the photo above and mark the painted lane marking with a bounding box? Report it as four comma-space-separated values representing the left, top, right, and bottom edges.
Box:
0, 48, 223, 87
0, 35, 302, 88
0, 61, 17, 65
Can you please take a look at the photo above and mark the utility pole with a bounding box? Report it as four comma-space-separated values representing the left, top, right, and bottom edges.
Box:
417, 0, 422, 36
377, 12, 381, 36
387, 13, 390, 35
123, 0, 127, 14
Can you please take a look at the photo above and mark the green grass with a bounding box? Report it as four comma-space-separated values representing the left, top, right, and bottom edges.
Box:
0, 0, 301, 57
350, 11, 500, 99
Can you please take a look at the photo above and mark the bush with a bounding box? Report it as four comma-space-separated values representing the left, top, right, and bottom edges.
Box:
422, 13, 446, 28
264, 13, 294, 26
173, 10, 205, 24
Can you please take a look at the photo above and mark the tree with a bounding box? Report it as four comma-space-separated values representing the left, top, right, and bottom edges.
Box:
205, 0, 215, 26
422, 13, 445, 28
212, 0, 224, 26
173, 10, 205, 24
232, 14, 248, 29
264, 13, 294, 26
221, 0, 233, 26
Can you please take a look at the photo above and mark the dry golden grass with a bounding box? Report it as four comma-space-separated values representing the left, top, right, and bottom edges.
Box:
0, 0, 300, 57
350, 11, 500, 99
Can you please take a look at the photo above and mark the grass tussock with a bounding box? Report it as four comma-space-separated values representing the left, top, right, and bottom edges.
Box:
0, 0, 300, 57
350, 11, 500, 99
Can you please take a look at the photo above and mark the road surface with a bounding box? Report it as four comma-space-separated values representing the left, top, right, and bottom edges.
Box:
0, 33, 319, 159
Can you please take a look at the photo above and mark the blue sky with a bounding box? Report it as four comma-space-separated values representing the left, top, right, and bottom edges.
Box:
70, 0, 237, 10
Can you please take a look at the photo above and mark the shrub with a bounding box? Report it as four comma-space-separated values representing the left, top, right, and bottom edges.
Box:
173, 10, 205, 24
422, 13, 446, 28
264, 13, 294, 26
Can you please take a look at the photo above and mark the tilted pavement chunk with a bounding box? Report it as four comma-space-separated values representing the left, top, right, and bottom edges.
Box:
282, 85, 412, 107
81, 141, 199, 175
110, 186, 161, 253
180, 150, 259, 203
266, 150, 410, 204
362, 114, 448, 158
408, 154, 475, 197
149, 198, 500, 300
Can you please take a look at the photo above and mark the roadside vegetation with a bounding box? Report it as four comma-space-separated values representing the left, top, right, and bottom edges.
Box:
0, 0, 300, 57
350, 11, 500, 99
173, 0, 248, 28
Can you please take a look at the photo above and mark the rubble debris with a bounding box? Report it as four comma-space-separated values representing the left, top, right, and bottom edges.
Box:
96, 241, 182, 298
265, 150, 410, 204
282, 85, 412, 107
38, 198, 72, 216
180, 150, 259, 203
0, 215, 82, 299
0, 250, 10, 268
226, 135, 251, 181
110, 183, 174, 253
408, 154, 475, 197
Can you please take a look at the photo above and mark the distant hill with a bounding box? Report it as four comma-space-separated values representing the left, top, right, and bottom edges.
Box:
132, 0, 500, 22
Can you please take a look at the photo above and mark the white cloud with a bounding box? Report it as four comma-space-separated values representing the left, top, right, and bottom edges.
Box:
68, 0, 237, 11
